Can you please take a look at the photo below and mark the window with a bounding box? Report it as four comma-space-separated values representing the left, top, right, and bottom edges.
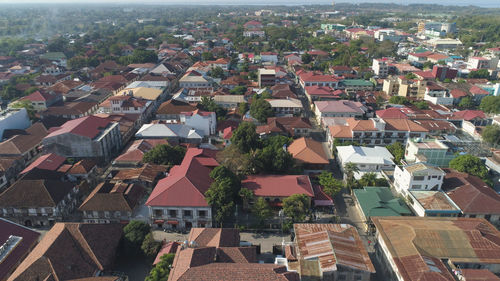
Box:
169, 210, 177, 217
104, 211, 110, 218
411, 185, 422, 189
484, 214, 491, 221
184, 210, 192, 217
198, 210, 207, 218
413, 176, 425, 181
469, 214, 476, 218
154, 209, 163, 217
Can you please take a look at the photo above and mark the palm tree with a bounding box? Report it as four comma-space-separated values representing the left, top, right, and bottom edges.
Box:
343, 162, 360, 194
360, 172, 378, 187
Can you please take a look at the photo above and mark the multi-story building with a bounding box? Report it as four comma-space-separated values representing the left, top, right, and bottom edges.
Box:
179, 71, 211, 89
267, 98, 303, 116
314, 100, 367, 123
42, 115, 122, 161
336, 145, 395, 177
327, 118, 428, 147
404, 138, 456, 167
424, 82, 453, 105
146, 148, 218, 230
407, 190, 461, 217
398, 78, 427, 99
372, 58, 390, 78
393, 162, 445, 196
18, 90, 63, 112
98, 95, 152, 119
373, 217, 500, 281
298, 71, 340, 89
382, 77, 399, 96
258, 68, 276, 88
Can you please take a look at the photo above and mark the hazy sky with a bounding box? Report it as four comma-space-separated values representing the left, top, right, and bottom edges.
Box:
0, 0, 498, 7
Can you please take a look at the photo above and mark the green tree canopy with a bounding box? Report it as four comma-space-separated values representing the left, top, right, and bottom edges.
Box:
230, 122, 260, 153
318, 171, 343, 197
283, 194, 310, 222
210, 66, 224, 79
389, 96, 409, 105
205, 166, 241, 226
468, 69, 490, 79
386, 142, 405, 164
482, 124, 500, 146
230, 86, 247, 95
458, 96, 475, 109
142, 144, 186, 166
10, 100, 36, 121
141, 233, 160, 258
123, 221, 151, 254
449, 155, 489, 180
252, 197, 272, 227
250, 98, 274, 123
479, 96, 500, 114
359, 172, 378, 187
145, 253, 175, 281
254, 135, 295, 174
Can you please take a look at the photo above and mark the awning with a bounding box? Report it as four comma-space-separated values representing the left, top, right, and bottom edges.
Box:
314, 200, 334, 206
167, 220, 179, 225
154, 220, 165, 224
269, 202, 283, 207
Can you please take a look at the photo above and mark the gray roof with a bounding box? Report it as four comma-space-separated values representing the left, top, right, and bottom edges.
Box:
135, 123, 202, 139
126, 81, 168, 89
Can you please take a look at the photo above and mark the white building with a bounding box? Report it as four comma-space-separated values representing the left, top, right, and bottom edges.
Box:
423, 84, 453, 105
179, 72, 210, 89
336, 145, 395, 179
267, 98, 303, 116
180, 110, 216, 136
372, 58, 390, 78
393, 162, 445, 196
0, 108, 31, 140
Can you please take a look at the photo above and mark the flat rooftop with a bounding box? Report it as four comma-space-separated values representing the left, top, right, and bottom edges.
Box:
410, 191, 460, 211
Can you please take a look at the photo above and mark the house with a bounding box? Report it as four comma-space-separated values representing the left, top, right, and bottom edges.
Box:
167, 227, 297, 281
7, 223, 122, 281
42, 115, 122, 161
243, 20, 263, 30
0, 156, 25, 191
113, 139, 168, 167
0, 218, 40, 281
79, 181, 146, 223
373, 217, 500, 281
451, 110, 489, 127
66, 158, 98, 182
354, 186, 412, 232
0, 108, 31, 140
424, 82, 453, 105
179, 71, 211, 89
213, 95, 246, 109
258, 68, 276, 88
443, 169, 500, 227
0, 122, 48, 163
266, 98, 303, 116
393, 162, 446, 196
314, 100, 366, 122
407, 190, 461, 217
327, 118, 428, 147
256, 116, 312, 137
288, 137, 329, 171
146, 148, 218, 230
336, 146, 395, 178
270, 84, 297, 99
432, 65, 458, 80
0, 170, 78, 227
180, 109, 217, 136
98, 95, 152, 121
19, 90, 62, 112
304, 86, 342, 103
260, 52, 278, 64
241, 175, 314, 207
298, 71, 339, 89
20, 153, 66, 175
282, 223, 375, 281
135, 123, 203, 143
339, 79, 374, 93
41, 101, 99, 120
156, 99, 199, 120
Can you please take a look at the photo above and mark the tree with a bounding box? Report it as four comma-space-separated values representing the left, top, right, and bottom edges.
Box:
405, 73, 417, 80
252, 197, 272, 226
145, 253, 175, 281
1, 85, 21, 100
480, 96, 500, 114
254, 135, 296, 174
239, 187, 254, 210
230, 122, 260, 153
216, 145, 256, 175
199, 96, 227, 120
10, 100, 36, 121
210, 66, 224, 79
202, 52, 214, 61
359, 172, 378, 187
389, 96, 409, 105
422, 61, 434, 70
482, 124, 500, 146
301, 53, 312, 64
283, 194, 310, 222
386, 142, 405, 164
318, 171, 343, 197
205, 166, 241, 226
458, 96, 475, 109
238, 102, 249, 115
449, 155, 489, 180
468, 69, 490, 79
123, 221, 151, 254
230, 86, 247, 95
250, 98, 274, 123
142, 144, 186, 166
343, 162, 360, 192
141, 233, 160, 258
412, 101, 429, 110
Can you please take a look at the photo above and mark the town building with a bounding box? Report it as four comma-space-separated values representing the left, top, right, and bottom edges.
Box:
258, 68, 276, 88
336, 145, 395, 178
0, 122, 48, 163
19, 91, 62, 112
373, 217, 500, 281
404, 138, 456, 167
42, 115, 122, 161
256, 116, 312, 137
135, 123, 203, 143
179, 109, 216, 136
0, 108, 30, 140
79, 181, 146, 223
156, 99, 199, 120
314, 100, 367, 122
372, 58, 389, 78
288, 137, 330, 171
146, 148, 218, 230
393, 162, 446, 196
407, 190, 461, 217
267, 98, 303, 116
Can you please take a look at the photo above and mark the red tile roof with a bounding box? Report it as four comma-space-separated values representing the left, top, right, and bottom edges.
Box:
45, 115, 112, 139
376, 107, 409, 119
20, 90, 60, 102
146, 148, 218, 207
287, 137, 329, 165
242, 175, 314, 198
154, 242, 180, 265
451, 110, 486, 121
21, 153, 66, 174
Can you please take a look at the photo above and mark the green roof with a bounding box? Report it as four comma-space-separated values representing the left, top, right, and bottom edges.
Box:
354, 187, 412, 218
40, 52, 67, 61
341, 79, 373, 87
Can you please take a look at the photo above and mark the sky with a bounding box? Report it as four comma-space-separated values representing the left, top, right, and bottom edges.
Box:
0, 0, 498, 7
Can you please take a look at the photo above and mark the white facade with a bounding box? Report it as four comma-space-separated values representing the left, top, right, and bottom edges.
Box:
393, 163, 445, 196
424, 88, 453, 105
180, 111, 216, 136
337, 145, 395, 178
149, 206, 212, 229
372, 59, 389, 78
0, 108, 31, 139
